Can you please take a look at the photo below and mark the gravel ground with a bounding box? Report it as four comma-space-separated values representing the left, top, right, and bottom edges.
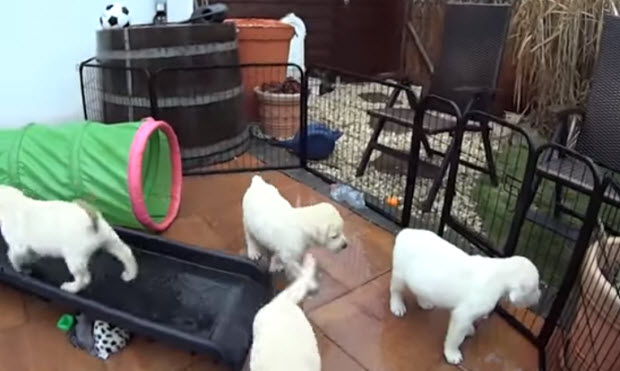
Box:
306, 80, 510, 233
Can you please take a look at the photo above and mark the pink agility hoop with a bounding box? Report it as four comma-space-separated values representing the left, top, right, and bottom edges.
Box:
127, 117, 182, 232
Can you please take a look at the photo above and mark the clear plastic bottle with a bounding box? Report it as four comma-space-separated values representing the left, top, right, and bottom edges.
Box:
329, 184, 365, 209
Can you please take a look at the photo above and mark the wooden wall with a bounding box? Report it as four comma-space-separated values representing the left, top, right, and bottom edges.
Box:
220, 0, 334, 65
330, 0, 404, 74
219, 0, 404, 75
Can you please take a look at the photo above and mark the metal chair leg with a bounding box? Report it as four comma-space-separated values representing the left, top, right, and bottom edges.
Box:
421, 139, 456, 212
553, 183, 564, 218
421, 134, 434, 159
504, 172, 540, 256
355, 87, 402, 177
481, 122, 499, 186
356, 118, 386, 177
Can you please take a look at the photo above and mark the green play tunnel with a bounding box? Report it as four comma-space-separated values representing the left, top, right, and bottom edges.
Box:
0, 118, 182, 232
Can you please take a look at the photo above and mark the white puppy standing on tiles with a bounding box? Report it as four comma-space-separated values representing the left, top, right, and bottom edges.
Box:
390, 229, 541, 365
242, 175, 347, 276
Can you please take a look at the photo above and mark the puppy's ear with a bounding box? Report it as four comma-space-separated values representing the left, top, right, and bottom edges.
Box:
508, 283, 534, 308
310, 222, 330, 246
508, 287, 520, 304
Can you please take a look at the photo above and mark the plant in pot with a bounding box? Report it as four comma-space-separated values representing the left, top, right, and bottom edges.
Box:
254, 77, 301, 139
563, 232, 620, 370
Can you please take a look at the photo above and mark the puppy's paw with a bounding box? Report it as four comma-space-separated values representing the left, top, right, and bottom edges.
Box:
247, 250, 262, 261
444, 348, 463, 365
121, 270, 137, 282
60, 282, 82, 294
417, 299, 435, 310
268, 260, 285, 273
390, 297, 407, 317
268, 265, 284, 273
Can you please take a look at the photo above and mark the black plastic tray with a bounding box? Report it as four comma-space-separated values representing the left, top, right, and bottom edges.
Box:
0, 226, 273, 370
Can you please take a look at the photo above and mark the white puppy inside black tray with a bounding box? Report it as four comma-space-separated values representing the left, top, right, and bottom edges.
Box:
0, 185, 138, 293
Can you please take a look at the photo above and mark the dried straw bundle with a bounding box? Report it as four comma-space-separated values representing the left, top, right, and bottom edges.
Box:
511, 0, 620, 131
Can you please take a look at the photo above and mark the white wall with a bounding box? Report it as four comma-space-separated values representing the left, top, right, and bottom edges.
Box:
0, 0, 192, 128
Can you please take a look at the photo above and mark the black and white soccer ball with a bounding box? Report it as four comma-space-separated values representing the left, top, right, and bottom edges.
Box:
100, 3, 130, 29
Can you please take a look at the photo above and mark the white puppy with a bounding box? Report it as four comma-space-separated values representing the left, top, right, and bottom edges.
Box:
242, 175, 347, 275
250, 253, 321, 371
389, 229, 540, 365
0, 185, 138, 293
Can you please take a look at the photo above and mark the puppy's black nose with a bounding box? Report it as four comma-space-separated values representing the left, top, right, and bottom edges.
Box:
342, 243, 348, 249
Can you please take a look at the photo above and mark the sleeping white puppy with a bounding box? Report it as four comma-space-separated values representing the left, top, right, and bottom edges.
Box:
242, 175, 347, 276
390, 229, 540, 365
250, 253, 321, 371
0, 185, 138, 293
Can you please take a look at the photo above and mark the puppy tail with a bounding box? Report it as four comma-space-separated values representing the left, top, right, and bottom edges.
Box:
103, 235, 139, 281
278, 254, 319, 305
74, 200, 100, 233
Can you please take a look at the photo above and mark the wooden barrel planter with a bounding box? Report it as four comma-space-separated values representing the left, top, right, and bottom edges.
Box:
563, 238, 620, 370
96, 23, 247, 171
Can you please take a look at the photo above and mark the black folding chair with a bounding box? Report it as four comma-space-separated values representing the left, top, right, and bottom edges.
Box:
535, 14, 620, 221
356, 3, 512, 212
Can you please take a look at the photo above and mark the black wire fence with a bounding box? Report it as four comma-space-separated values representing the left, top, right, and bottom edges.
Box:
80, 59, 620, 371
80, 59, 306, 175
304, 66, 420, 224
542, 177, 620, 371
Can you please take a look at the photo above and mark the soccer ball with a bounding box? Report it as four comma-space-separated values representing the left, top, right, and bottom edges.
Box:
100, 3, 130, 29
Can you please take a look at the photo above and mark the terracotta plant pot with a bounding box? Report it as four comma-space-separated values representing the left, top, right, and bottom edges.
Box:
254, 86, 300, 139
564, 237, 620, 370
224, 18, 294, 122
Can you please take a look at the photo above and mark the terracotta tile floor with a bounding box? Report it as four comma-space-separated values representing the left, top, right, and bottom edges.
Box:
0, 171, 539, 371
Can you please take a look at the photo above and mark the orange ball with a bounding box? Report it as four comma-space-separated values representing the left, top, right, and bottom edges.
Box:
386, 196, 399, 207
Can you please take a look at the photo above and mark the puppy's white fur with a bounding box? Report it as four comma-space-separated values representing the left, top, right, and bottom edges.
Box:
0, 185, 138, 293
250, 253, 321, 371
242, 175, 347, 275
390, 229, 540, 365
